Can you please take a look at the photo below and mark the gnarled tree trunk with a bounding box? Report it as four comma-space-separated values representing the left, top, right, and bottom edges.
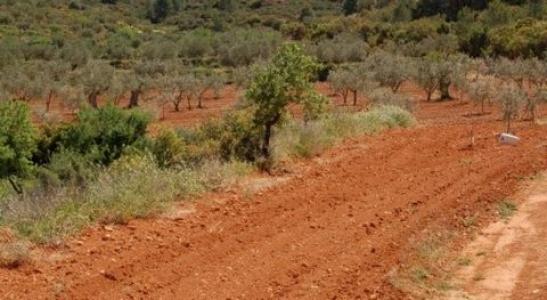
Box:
88, 91, 99, 108
439, 78, 452, 101
127, 89, 141, 108
46, 90, 54, 112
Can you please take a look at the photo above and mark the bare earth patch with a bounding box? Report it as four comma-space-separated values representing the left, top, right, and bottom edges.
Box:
448, 172, 547, 300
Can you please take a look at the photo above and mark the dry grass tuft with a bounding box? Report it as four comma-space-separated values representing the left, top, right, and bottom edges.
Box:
0, 240, 30, 269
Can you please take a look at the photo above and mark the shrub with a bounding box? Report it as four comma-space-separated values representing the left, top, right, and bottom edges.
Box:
151, 129, 186, 168
45, 150, 97, 186
40, 105, 150, 166
0, 101, 37, 193
2, 151, 255, 242
272, 105, 415, 164
173, 110, 261, 164
368, 88, 414, 111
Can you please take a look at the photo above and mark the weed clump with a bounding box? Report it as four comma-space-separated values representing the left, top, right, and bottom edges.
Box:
0, 239, 30, 269
272, 105, 415, 164
498, 199, 517, 220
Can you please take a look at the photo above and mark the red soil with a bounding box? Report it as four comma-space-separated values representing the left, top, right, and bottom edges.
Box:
2, 88, 547, 299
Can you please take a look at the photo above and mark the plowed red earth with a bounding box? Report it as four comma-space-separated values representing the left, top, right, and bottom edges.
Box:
3, 95, 546, 299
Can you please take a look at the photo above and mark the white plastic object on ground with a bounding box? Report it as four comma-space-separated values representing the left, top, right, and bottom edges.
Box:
498, 133, 520, 145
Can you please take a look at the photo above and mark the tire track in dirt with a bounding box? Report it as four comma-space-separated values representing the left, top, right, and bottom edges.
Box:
1, 102, 546, 299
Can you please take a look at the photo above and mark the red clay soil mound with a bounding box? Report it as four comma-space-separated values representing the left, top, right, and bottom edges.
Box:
1, 100, 546, 299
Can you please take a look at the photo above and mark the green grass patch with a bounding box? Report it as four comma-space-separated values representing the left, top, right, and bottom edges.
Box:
1, 155, 252, 243
272, 105, 415, 163
497, 199, 517, 220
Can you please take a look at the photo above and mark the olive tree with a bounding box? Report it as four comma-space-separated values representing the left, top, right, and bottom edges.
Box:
524, 86, 547, 121
413, 57, 440, 101
366, 51, 410, 93
169, 74, 199, 111
246, 44, 328, 159
522, 58, 547, 121
491, 57, 528, 88
328, 69, 353, 105
125, 60, 167, 108
490, 58, 546, 121
434, 55, 469, 101
59, 84, 86, 115
329, 66, 378, 106
466, 79, 493, 114
232, 66, 253, 92
196, 73, 225, 108
496, 84, 526, 133
154, 76, 172, 120
1, 65, 35, 102
42, 60, 70, 112
76, 60, 114, 108
60, 41, 90, 70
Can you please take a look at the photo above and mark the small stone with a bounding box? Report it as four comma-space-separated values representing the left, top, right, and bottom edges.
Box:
100, 270, 117, 281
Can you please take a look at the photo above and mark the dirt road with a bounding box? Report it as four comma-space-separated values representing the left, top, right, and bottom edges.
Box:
448, 172, 547, 300
1, 101, 546, 299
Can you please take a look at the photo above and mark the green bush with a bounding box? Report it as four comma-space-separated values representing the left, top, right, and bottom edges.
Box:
40, 105, 150, 166
488, 19, 547, 58
152, 129, 186, 168
174, 110, 261, 164
0, 101, 37, 193
45, 150, 97, 186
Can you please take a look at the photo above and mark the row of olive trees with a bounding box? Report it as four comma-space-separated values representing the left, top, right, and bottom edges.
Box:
0, 58, 231, 120
327, 51, 546, 133
327, 51, 465, 107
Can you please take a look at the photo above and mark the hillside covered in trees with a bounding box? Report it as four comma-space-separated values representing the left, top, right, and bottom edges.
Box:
1, 0, 545, 67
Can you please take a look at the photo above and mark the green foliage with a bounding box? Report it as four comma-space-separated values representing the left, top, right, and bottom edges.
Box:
498, 199, 517, 220
368, 88, 414, 111
44, 149, 97, 187
0, 101, 37, 193
488, 19, 547, 58
272, 105, 415, 163
413, 56, 440, 101
343, 0, 360, 16
366, 51, 411, 92
496, 84, 526, 132
41, 105, 150, 166
173, 109, 261, 163
413, 0, 488, 21
246, 43, 328, 159
151, 129, 186, 168
148, 0, 175, 23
